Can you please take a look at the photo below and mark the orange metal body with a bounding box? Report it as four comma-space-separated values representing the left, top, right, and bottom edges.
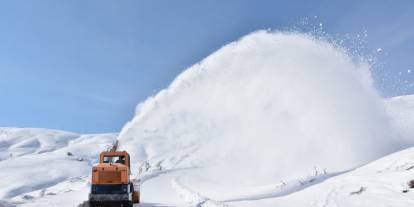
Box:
92, 151, 131, 185
91, 163, 129, 185
90, 150, 140, 204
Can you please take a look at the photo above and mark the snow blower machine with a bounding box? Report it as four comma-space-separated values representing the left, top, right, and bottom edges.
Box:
86, 149, 140, 207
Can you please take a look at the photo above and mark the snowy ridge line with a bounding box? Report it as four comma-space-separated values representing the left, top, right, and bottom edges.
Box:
171, 179, 230, 207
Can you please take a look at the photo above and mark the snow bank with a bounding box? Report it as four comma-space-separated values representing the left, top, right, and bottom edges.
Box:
118, 30, 399, 185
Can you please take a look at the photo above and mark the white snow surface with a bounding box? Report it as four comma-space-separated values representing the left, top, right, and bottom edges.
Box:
0, 128, 117, 206
1, 31, 414, 207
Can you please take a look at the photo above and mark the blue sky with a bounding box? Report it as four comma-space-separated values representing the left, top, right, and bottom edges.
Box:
0, 0, 413, 133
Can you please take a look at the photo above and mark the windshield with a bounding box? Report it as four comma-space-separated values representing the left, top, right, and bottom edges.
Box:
103, 156, 126, 164
92, 184, 129, 194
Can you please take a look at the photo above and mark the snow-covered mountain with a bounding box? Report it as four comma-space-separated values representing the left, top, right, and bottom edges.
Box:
1, 31, 414, 207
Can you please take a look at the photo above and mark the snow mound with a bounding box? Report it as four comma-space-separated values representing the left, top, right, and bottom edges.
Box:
118, 30, 400, 185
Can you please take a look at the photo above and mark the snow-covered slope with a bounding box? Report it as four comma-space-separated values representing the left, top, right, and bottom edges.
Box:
145, 145, 413, 207
385, 95, 414, 146
228, 145, 414, 207
0, 128, 117, 206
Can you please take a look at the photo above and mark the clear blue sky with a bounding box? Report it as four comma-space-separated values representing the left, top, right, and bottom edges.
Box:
0, 0, 413, 133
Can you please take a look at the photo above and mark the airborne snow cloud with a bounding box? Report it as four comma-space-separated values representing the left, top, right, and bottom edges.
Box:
119, 30, 401, 185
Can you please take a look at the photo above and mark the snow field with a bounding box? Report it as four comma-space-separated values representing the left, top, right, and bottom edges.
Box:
0, 128, 117, 206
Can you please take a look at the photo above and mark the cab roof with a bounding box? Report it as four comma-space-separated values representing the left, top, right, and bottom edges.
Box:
100, 151, 129, 157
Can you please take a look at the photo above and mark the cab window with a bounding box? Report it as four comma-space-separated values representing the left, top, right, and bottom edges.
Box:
103, 156, 126, 164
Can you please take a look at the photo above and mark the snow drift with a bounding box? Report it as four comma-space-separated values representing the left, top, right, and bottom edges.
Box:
118, 31, 400, 184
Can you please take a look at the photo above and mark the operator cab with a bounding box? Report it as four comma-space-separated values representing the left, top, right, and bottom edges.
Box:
99, 151, 131, 172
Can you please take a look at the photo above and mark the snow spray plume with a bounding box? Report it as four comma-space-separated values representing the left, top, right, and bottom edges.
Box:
118, 31, 399, 185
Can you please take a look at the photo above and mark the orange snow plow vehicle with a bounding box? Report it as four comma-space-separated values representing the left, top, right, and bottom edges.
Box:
87, 150, 140, 207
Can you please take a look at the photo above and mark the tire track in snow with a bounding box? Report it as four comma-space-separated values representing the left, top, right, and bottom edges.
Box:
171, 179, 230, 207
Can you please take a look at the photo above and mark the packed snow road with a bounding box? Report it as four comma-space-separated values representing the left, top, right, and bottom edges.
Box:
137, 172, 185, 207
137, 169, 230, 207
